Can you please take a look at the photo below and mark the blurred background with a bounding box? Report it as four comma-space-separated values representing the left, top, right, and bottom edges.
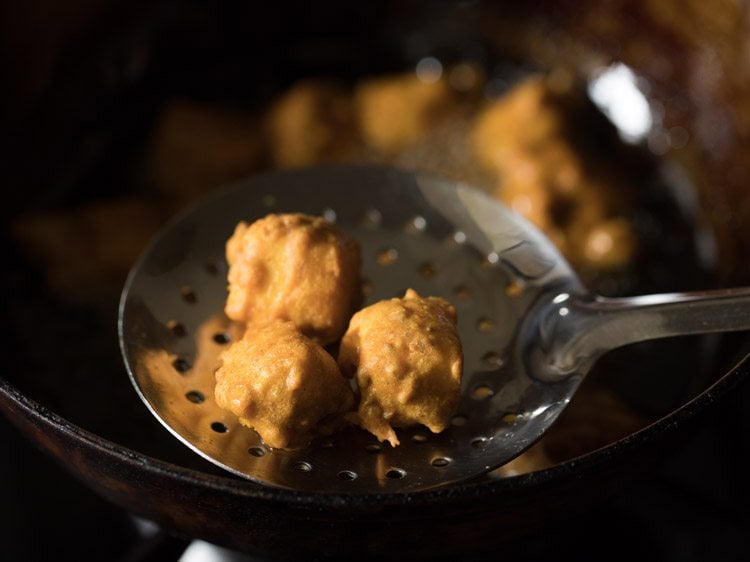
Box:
1, 0, 749, 560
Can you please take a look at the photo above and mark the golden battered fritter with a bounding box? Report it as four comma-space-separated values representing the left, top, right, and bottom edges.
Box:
355, 73, 455, 154
338, 289, 463, 446
470, 76, 638, 271
265, 80, 357, 168
225, 213, 361, 345
214, 320, 355, 449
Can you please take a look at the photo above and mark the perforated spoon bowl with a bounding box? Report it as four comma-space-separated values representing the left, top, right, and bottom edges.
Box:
119, 166, 750, 493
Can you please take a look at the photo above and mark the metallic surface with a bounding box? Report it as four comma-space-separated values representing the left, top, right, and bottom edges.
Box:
119, 166, 583, 493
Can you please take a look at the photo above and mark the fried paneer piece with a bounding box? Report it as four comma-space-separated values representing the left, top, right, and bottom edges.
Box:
355, 73, 456, 154
225, 213, 361, 345
266, 80, 357, 168
214, 320, 355, 449
470, 75, 637, 271
338, 289, 463, 446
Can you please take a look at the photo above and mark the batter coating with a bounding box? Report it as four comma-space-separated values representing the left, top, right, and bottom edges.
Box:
225, 213, 361, 345
338, 289, 463, 446
214, 320, 355, 449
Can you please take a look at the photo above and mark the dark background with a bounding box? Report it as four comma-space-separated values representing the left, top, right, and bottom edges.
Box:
2, 1, 750, 560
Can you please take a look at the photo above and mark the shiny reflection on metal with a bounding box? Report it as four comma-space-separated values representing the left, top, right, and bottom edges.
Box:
119, 166, 579, 494
121, 166, 750, 494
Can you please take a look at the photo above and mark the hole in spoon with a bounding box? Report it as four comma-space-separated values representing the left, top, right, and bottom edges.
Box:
476, 317, 495, 332
180, 286, 197, 304
505, 280, 525, 298
167, 320, 187, 337
205, 260, 221, 275
502, 412, 520, 424
185, 390, 204, 404
453, 285, 471, 301
482, 351, 504, 368
338, 470, 358, 481
418, 262, 437, 278
431, 457, 452, 468
471, 437, 489, 449
293, 461, 312, 473
361, 208, 382, 229
172, 357, 192, 374
451, 414, 468, 427
211, 422, 228, 433
248, 447, 266, 457
376, 248, 398, 266
213, 332, 231, 345
386, 468, 406, 479
365, 443, 383, 453
472, 384, 494, 400
362, 278, 373, 296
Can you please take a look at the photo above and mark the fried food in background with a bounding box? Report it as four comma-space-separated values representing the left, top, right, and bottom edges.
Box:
265, 79, 358, 168
471, 75, 637, 271
482, 0, 750, 281
354, 73, 458, 155
225, 213, 361, 345
214, 320, 355, 449
147, 68, 648, 470
350, 63, 492, 189
147, 99, 264, 207
12, 198, 163, 302
338, 289, 463, 447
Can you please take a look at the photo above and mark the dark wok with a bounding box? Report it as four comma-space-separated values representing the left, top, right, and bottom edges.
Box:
1, 359, 748, 559
2, 1, 750, 559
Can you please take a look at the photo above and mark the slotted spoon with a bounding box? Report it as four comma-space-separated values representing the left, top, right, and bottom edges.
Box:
119, 166, 750, 493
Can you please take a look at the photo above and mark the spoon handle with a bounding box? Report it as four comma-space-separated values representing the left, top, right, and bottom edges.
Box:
532, 288, 750, 380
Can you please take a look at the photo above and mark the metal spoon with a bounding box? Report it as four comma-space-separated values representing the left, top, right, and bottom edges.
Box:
119, 166, 750, 493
